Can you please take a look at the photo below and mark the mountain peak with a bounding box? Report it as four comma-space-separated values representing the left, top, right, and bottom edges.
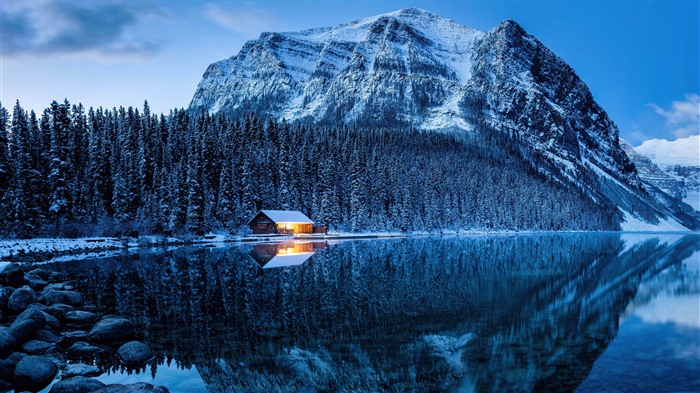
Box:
188, 9, 700, 231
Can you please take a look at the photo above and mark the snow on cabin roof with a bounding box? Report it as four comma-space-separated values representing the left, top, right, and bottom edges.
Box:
262, 252, 315, 269
251, 210, 314, 224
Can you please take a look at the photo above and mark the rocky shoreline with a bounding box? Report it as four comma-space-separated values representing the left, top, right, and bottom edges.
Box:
0, 263, 169, 392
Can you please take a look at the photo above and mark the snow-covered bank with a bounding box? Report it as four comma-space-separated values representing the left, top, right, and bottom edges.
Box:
619, 211, 692, 232
0, 238, 124, 261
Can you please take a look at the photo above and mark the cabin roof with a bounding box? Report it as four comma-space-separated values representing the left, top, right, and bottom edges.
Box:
248, 210, 314, 225
262, 252, 314, 269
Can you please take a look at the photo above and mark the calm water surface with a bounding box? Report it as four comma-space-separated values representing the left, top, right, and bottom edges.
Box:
40, 234, 700, 392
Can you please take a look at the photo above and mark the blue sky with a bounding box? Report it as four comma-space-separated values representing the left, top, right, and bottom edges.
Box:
1, 0, 698, 145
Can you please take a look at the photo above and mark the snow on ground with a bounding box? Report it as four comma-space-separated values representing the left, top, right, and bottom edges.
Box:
619, 211, 691, 232
0, 237, 124, 260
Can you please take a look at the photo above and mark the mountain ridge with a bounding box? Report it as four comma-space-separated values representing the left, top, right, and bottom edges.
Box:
189, 8, 699, 230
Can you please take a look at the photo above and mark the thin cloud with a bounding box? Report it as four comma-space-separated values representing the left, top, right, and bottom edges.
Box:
204, 3, 280, 38
1, 0, 162, 59
649, 93, 700, 139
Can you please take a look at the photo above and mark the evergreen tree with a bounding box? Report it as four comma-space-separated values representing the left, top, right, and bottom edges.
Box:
0, 104, 11, 230
10, 101, 39, 237
48, 100, 73, 233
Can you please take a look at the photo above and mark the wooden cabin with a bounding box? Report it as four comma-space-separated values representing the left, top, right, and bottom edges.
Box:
247, 210, 314, 235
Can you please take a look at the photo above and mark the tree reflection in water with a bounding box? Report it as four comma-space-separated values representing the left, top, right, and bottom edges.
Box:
43, 234, 700, 392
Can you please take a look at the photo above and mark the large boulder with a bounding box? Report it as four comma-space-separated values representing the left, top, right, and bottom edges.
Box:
22, 339, 55, 355
42, 311, 61, 329
8, 319, 40, 344
39, 290, 83, 306
0, 378, 12, 392
0, 330, 17, 358
13, 355, 58, 392
88, 316, 136, 343
7, 286, 35, 313
0, 287, 10, 309
0, 358, 15, 380
26, 273, 48, 290
36, 329, 62, 344
49, 376, 106, 393
28, 269, 51, 280
93, 383, 170, 392
13, 308, 47, 330
0, 264, 25, 287
117, 342, 153, 365
7, 351, 27, 364
44, 303, 75, 319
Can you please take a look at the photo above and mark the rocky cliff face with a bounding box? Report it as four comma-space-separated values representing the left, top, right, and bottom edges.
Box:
190, 8, 699, 230
190, 8, 481, 127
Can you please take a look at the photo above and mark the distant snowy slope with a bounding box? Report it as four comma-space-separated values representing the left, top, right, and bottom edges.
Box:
634, 135, 700, 168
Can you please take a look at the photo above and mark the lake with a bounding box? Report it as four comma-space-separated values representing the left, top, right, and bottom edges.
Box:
40, 234, 700, 392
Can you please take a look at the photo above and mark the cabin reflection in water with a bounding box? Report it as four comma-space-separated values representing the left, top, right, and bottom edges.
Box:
248, 241, 327, 269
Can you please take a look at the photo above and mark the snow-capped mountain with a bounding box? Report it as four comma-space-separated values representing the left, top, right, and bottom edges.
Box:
190, 8, 699, 230
634, 135, 700, 169
626, 135, 700, 211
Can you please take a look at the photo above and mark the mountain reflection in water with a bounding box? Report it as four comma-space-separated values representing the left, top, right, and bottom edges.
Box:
41, 234, 700, 392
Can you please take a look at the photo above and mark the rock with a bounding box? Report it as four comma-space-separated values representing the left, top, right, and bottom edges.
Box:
117, 342, 153, 365
62, 330, 88, 339
43, 283, 75, 292
26, 274, 49, 290
88, 316, 136, 343
22, 340, 55, 355
63, 363, 101, 378
28, 269, 51, 280
93, 383, 169, 392
64, 311, 99, 325
12, 308, 47, 330
39, 290, 83, 306
28, 302, 49, 311
7, 351, 27, 364
9, 319, 40, 343
0, 378, 12, 392
13, 355, 58, 392
0, 330, 17, 358
0, 287, 10, 309
7, 286, 35, 313
0, 264, 25, 287
44, 303, 75, 319
67, 342, 107, 357
50, 376, 106, 393
42, 311, 61, 329
0, 359, 15, 380
36, 330, 62, 344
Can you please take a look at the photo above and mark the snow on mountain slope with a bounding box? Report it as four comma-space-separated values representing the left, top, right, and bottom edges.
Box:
626, 135, 700, 212
190, 8, 482, 130
634, 135, 700, 168
189, 8, 700, 230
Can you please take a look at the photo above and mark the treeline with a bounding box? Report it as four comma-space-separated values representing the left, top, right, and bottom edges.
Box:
0, 99, 618, 238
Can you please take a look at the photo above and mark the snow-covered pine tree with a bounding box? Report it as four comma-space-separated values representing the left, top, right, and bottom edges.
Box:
0, 103, 11, 228
48, 100, 73, 234
10, 101, 39, 237
186, 132, 204, 233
